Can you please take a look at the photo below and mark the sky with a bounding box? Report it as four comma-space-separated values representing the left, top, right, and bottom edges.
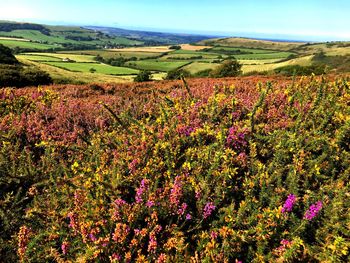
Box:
0, 0, 350, 41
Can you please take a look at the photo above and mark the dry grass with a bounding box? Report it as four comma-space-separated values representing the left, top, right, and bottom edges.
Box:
199, 37, 305, 51
0, 37, 30, 41
242, 55, 314, 73
180, 44, 211, 51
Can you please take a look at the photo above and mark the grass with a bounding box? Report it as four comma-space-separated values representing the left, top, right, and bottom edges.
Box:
16, 54, 63, 62
0, 27, 143, 46
199, 37, 305, 51
238, 59, 282, 65
60, 50, 161, 59
294, 43, 350, 56
233, 51, 295, 60
44, 62, 139, 75
23, 52, 97, 62
17, 57, 135, 83
160, 53, 220, 61
183, 62, 220, 74
242, 55, 313, 73
0, 39, 59, 50
210, 46, 276, 54
0, 30, 72, 44
126, 59, 191, 72
109, 46, 172, 53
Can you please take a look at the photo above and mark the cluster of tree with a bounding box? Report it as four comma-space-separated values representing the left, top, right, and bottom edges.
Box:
165, 59, 242, 80
166, 55, 203, 60
0, 44, 52, 87
134, 70, 152, 82
64, 35, 96, 41
95, 55, 137, 67
0, 22, 50, 35
274, 64, 326, 76
0, 44, 18, 64
312, 51, 350, 73
169, 45, 181, 50
0, 65, 52, 88
213, 48, 253, 55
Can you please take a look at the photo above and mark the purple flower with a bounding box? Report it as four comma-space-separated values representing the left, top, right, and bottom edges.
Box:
135, 179, 149, 203
89, 233, 97, 242
114, 198, 127, 206
178, 125, 195, 137
304, 201, 323, 220
185, 213, 192, 220
203, 202, 216, 219
226, 126, 248, 150
177, 203, 188, 215
146, 200, 155, 208
282, 194, 297, 213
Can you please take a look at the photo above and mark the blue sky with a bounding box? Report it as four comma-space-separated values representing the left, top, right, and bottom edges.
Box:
1, 0, 349, 41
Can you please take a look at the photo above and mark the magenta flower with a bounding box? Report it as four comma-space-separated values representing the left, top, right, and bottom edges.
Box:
304, 201, 323, 220
203, 202, 216, 219
177, 203, 188, 215
281, 194, 297, 213
61, 241, 69, 255
146, 200, 155, 208
226, 126, 248, 150
89, 233, 97, 242
135, 179, 149, 203
185, 213, 192, 220
210, 231, 218, 239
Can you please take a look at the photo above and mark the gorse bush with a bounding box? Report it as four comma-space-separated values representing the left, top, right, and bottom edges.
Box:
0, 75, 349, 262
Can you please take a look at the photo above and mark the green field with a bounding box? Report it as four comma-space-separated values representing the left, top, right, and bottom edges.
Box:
16, 54, 63, 62
0, 27, 143, 47
0, 39, 59, 50
126, 60, 191, 72
199, 37, 305, 51
241, 55, 313, 73
182, 62, 220, 74
232, 51, 295, 60
0, 30, 72, 44
44, 62, 139, 75
210, 46, 276, 54
60, 50, 162, 59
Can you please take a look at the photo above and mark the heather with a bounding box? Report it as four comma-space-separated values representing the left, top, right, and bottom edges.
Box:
0, 76, 349, 262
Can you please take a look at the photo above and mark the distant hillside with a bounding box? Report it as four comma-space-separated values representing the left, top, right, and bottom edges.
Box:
198, 37, 306, 51
0, 21, 143, 51
85, 26, 213, 45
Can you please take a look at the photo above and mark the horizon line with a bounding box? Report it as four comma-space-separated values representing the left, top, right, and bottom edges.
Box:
1, 19, 349, 43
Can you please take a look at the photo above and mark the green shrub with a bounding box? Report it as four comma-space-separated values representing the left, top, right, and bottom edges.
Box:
0, 43, 18, 64
274, 64, 326, 76
165, 68, 191, 80
210, 59, 242, 77
0, 65, 52, 88
134, 70, 152, 82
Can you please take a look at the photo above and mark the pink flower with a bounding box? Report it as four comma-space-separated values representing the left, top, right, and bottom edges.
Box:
304, 201, 323, 220
61, 241, 69, 255
203, 202, 216, 219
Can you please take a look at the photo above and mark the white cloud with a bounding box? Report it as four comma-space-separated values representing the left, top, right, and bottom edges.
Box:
0, 5, 38, 21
